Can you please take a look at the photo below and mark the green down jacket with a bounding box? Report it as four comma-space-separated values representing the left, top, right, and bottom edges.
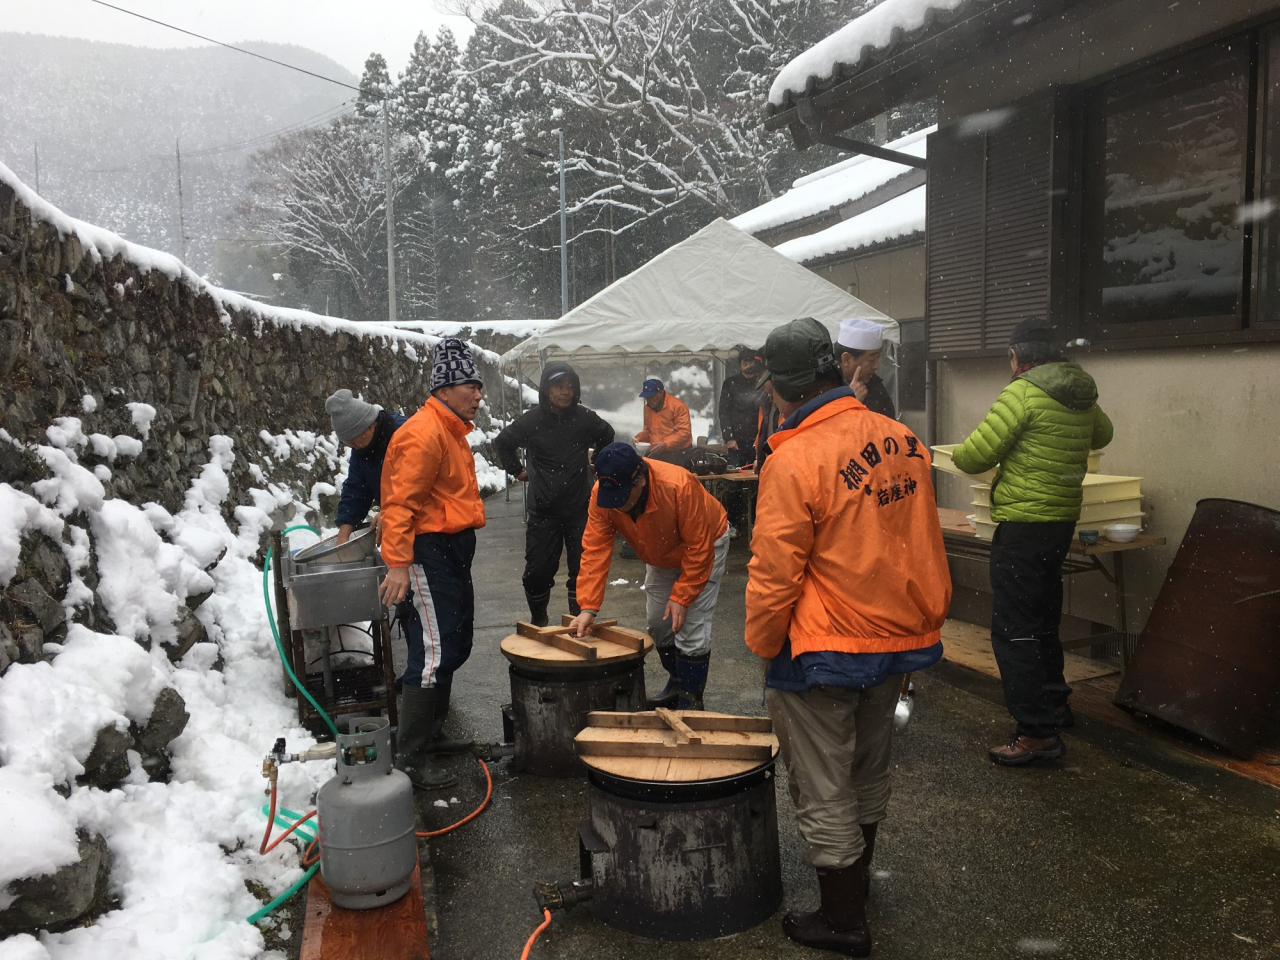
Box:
952, 362, 1114, 523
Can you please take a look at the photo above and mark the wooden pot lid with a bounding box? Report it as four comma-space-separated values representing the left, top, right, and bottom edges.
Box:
576, 710, 779, 782
500, 617, 652, 668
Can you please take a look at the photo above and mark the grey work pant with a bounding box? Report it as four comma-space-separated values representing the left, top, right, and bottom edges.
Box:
644, 532, 730, 657
767, 678, 900, 869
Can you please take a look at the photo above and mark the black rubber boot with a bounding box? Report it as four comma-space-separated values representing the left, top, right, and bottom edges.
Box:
676, 652, 710, 711
426, 680, 475, 756
860, 821, 879, 897
526, 596, 550, 628
396, 685, 458, 790
646, 645, 680, 708
782, 864, 871, 956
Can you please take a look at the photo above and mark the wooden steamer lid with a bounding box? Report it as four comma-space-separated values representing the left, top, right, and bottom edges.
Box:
576, 710, 779, 782
499, 616, 653, 668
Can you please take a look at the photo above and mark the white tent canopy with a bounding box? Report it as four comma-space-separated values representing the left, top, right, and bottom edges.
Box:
501, 218, 896, 365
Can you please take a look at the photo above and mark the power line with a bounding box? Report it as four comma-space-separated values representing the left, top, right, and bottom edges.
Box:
85, 0, 362, 92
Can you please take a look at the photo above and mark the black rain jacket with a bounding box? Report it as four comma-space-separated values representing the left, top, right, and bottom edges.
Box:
494, 361, 615, 517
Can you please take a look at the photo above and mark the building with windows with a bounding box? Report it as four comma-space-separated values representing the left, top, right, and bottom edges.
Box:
764, 0, 1280, 635
731, 126, 931, 434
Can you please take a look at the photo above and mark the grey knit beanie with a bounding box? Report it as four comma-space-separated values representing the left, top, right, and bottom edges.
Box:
430, 338, 483, 392
325, 389, 380, 443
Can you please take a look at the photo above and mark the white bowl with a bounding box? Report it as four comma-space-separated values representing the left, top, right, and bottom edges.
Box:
1104, 523, 1140, 543
965, 514, 977, 530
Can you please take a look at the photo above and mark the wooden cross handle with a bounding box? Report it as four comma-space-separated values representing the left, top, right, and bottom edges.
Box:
654, 708, 702, 744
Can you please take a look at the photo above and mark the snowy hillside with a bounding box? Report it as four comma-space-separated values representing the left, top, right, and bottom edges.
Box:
0, 34, 356, 276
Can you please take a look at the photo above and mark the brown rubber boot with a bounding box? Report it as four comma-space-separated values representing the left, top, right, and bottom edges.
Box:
988, 734, 1066, 766
860, 822, 879, 897
781, 864, 871, 957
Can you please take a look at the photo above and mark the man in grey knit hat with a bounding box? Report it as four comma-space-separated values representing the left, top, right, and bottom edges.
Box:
325, 389, 408, 545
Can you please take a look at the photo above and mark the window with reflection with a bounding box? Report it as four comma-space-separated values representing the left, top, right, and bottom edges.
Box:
1256, 28, 1280, 325
1082, 40, 1250, 333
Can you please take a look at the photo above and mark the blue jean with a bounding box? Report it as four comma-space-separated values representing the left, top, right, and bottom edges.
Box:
397, 529, 477, 688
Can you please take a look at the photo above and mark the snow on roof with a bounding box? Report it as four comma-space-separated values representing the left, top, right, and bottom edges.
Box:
769, 0, 973, 108
730, 125, 931, 235
776, 185, 925, 264
0, 161, 500, 365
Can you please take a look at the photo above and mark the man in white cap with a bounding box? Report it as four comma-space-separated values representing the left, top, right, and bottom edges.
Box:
836, 318, 895, 419
325, 390, 408, 545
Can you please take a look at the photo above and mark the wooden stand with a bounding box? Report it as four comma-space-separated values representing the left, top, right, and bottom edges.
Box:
300, 859, 430, 960
273, 535, 398, 732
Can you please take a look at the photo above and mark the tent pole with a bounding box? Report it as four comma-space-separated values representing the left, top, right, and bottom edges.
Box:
711, 353, 724, 444
516, 356, 528, 521
502, 358, 510, 503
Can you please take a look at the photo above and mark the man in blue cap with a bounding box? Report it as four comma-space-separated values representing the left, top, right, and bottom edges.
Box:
569, 442, 729, 709
634, 378, 692, 462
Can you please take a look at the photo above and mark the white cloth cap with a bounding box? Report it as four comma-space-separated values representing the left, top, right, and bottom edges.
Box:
837, 318, 885, 352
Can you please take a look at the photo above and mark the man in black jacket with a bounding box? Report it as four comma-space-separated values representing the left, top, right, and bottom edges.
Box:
495, 362, 615, 625
718, 347, 762, 467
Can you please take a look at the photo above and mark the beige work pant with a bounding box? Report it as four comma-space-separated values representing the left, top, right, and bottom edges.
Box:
766, 679, 900, 869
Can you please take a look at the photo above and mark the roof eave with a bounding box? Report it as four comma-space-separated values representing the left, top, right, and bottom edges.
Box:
765, 0, 1095, 139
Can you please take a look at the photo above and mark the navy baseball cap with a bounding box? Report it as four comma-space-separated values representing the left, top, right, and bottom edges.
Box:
638, 378, 664, 398
594, 442, 645, 508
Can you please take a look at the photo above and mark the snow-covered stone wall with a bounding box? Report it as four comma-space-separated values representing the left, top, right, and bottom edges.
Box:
0, 163, 511, 525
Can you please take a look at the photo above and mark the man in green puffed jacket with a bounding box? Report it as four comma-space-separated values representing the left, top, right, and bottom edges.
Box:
953, 318, 1113, 766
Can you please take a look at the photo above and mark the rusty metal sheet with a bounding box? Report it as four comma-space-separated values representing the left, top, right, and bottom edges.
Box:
1115, 499, 1280, 758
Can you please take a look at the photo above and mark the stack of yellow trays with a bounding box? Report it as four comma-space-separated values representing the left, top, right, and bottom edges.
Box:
970, 475, 1144, 541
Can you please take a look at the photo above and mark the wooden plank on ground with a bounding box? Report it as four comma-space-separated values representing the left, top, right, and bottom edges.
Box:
1069, 674, 1280, 790
586, 711, 773, 733
941, 619, 1117, 683
654, 708, 701, 744
300, 861, 430, 960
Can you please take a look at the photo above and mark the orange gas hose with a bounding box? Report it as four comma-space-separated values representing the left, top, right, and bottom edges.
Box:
302, 837, 320, 867
259, 780, 279, 855
521, 908, 552, 959
416, 759, 492, 838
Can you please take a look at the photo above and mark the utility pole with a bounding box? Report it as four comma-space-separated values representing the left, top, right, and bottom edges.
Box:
382, 94, 398, 324
174, 139, 187, 262
558, 129, 568, 317
33, 144, 40, 195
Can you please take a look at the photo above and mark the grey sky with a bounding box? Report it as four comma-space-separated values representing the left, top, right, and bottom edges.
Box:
6, 0, 476, 77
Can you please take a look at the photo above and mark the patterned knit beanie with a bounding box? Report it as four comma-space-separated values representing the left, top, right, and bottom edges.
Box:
430, 338, 483, 392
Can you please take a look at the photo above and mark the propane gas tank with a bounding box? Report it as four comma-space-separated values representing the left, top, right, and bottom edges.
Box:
316, 717, 416, 909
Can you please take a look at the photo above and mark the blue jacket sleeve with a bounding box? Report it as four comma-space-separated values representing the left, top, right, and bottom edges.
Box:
335, 455, 376, 527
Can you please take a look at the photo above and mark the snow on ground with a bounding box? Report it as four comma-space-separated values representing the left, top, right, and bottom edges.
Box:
776, 186, 926, 263
0, 426, 340, 960
731, 127, 931, 235
769, 0, 968, 106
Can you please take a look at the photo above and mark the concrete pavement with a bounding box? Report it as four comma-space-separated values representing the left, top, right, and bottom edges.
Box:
413, 493, 1280, 960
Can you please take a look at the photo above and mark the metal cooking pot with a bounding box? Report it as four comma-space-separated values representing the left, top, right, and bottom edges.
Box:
293, 527, 378, 565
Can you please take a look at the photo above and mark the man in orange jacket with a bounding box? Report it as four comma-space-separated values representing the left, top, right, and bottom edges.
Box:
634, 378, 692, 463
746, 318, 951, 957
378, 338, 487, 790
568, 442, 729, 709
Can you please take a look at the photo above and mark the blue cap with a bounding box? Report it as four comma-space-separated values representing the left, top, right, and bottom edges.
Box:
639, 378, 664, 399
594, 442, 644, 509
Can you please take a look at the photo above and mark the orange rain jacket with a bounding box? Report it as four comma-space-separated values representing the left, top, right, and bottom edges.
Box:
379, 396, 486, 568
577, 458, 728, 611
745, 394, 951, 659
635, 393, 692, 451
